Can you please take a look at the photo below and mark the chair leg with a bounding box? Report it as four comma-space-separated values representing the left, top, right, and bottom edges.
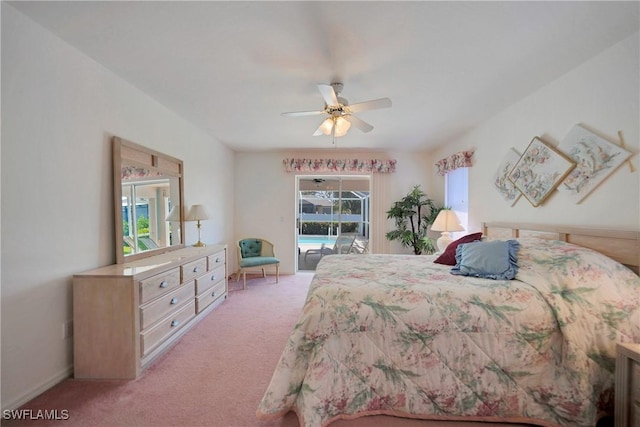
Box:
275, 264, 279, 283
262, 268, 266, 278
243, 271, 246, 290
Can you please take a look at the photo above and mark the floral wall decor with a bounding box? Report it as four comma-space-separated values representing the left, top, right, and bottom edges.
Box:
283, 158, 396, 173
493, 148, 522, 206
435, 150, 474, 176
508, 137, 575, 207
556, 124, 632, 203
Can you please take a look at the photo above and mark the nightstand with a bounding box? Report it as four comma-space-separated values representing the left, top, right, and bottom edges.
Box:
616, 343, 640, 427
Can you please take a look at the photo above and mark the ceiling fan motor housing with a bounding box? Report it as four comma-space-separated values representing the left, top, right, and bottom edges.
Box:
328, 106, 348, 117
330, 82, 344, 94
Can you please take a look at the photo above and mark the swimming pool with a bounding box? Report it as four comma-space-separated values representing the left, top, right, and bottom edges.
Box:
298, 235, 337, 245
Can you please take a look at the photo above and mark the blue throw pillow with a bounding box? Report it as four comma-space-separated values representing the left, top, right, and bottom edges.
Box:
451, 240, 519, 280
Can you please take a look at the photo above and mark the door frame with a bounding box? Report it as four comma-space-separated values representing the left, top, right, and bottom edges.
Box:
295, 175, 371, 272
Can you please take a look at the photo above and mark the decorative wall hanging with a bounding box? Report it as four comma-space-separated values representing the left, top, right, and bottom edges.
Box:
283, 158, 396, 173
618, 130, 636, 173
435, 150, 474, 175
508, 137, 575, 207
556, 124, 632, 203
493, 148, 522, 206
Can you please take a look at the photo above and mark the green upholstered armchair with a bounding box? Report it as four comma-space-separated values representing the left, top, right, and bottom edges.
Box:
236, 238, 280, 290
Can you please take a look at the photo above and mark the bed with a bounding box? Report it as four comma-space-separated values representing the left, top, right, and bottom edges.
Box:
257, 223, 640, 427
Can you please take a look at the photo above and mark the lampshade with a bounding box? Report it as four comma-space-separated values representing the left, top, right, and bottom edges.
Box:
431, 210, 464, 232
166, 205, 181, 221
186, 204, 209, 221
318, 116, 351, 137
333, 117, 351, 137
319, 118, 334, 135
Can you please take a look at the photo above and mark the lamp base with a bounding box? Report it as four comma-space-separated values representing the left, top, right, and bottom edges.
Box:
436, 232, 453, 253
193, 220, 206, 247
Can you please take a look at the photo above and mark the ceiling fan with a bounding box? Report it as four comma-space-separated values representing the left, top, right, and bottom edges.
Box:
282, 83, 392, 139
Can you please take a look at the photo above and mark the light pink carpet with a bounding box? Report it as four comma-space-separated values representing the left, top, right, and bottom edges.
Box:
5, 273, 540, 426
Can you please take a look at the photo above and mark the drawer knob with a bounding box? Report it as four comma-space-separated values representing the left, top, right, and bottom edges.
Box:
171, 320, 179, 327
211, 275, 216, 281
215, 258, 221, 263
211, 291, 216, 297
159, 281, 168, 288
170, 298, 178, 305
193, 266, 200, 273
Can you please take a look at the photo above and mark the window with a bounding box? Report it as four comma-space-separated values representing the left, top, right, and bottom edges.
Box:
444, 167, 469, 238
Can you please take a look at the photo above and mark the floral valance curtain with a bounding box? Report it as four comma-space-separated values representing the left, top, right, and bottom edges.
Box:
435, 150, 474, 176
121, 165, 163, 181
283, 158, 396, 173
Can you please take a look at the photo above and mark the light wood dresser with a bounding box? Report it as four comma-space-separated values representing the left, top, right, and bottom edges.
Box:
616, 342, 640, 427
73, 244, 227, 379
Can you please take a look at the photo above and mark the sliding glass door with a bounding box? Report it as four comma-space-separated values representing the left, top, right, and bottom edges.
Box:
296, 176, 370, 271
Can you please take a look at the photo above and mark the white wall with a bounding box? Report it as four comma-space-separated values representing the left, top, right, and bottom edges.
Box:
1, 5, 235, 409
430, 33, 640, 233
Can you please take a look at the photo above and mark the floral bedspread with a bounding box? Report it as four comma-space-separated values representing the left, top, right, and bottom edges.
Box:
257, 238, 640, 427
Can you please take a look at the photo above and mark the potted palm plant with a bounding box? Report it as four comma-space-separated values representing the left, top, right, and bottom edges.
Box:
386, 185, 441, 255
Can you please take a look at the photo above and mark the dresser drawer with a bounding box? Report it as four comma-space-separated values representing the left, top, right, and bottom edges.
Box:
181, 257, 207, 283
208, 250, 226, 269
140, 301, 196, 356
140, 282, 195, 330
139, 268, 181, 304
196, 281, 226, 313
195, 264, 225, 295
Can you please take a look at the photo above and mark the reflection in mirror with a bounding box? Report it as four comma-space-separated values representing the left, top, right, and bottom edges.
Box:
121, 175, 174, 254
114, 137, 185, 264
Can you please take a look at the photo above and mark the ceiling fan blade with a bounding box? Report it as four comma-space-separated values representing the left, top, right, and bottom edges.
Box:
345, 115, 374, 133
348, 98, 392, 113
317, 84, 339, 106
282, 110, 325, 117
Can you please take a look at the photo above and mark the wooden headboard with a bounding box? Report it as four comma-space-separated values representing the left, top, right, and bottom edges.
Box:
482, 222, 640, 275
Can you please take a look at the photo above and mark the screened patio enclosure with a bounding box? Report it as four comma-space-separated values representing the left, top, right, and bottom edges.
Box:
297, 176, 370, 271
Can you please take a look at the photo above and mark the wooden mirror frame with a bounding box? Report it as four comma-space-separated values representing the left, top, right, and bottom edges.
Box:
113, 137, 185, 264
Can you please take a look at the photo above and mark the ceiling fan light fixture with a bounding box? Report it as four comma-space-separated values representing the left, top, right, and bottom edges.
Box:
334, 116, 351, 137
319, 118, 334, 135
283, 82, 391, 141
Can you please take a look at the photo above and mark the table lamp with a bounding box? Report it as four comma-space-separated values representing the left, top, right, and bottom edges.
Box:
431, 209, 464, 252
166, 205, 181, 221
187, 204, 209, 247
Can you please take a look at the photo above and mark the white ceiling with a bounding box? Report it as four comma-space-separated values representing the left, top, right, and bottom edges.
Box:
9, 1, 639, 152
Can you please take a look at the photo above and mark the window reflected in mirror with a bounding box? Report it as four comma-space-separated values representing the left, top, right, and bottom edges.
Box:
114, 137, 184, 263
121, 176, 179, 256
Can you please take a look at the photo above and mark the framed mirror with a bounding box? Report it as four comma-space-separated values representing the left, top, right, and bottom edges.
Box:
113, 137, 185, 264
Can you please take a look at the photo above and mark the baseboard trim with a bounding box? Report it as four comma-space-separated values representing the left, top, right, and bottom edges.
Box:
1, 365, 73, 411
